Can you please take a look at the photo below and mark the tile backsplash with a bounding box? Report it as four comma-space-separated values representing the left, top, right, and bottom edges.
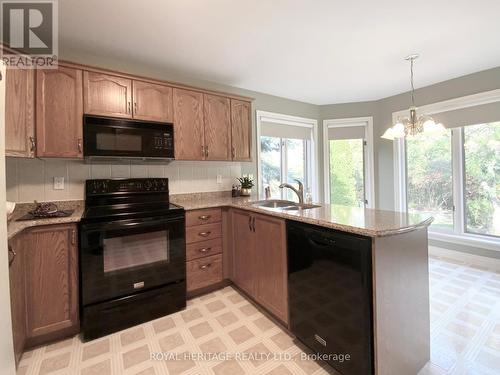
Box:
6, 158, 243, 202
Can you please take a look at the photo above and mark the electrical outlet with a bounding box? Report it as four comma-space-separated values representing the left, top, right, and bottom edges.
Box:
216, 174, 222, 184
53, 177, 65, 190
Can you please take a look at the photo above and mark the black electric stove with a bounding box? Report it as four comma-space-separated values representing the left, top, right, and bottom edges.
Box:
79, 178, 186, 340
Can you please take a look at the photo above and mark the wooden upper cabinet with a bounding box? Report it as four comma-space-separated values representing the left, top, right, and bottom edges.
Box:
231, 99, 252, 161
254, 214, 288, 323
5, 68, 35, 157
204, 94, 231, 160
231, 209, 256, 296
24, 224, 79, 342
83, 71, 132, 118
173, 88, 205, 160
36, 66, 83, 158
132, 80, 173, 122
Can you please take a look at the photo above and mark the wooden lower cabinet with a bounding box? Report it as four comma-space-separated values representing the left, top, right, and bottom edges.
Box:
231, 209, 288, 323
253, 213, 288, 323
187, 254, 223, 291
231, 209, 256, 296
186, 209, 224, 293
23, 224, 79, 345
8, 235, 26, 366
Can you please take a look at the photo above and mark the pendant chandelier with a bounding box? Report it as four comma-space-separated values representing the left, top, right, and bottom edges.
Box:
381, 54, 445, 140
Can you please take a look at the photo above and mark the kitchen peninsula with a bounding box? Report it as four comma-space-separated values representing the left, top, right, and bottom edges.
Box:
7, 192, 432, 375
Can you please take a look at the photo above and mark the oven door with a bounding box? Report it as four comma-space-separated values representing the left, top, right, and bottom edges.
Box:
80, 214, 185, 306
83, 115, 174, 159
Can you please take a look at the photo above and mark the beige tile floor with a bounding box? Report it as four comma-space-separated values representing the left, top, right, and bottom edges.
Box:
16, 253, 500, 375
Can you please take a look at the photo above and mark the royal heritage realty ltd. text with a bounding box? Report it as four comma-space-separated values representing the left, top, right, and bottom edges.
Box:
150, 352, 352, 363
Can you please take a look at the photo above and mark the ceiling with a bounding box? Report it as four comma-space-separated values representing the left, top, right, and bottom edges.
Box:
59, 0, 500, 105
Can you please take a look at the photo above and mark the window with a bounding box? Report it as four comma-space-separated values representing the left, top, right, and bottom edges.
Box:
323, 118, 375, 208
259, 136, 309, 201
257, 111, 317, 201
463, 122, 500, 237
260, 136, 282, 198
329, 139, 365, 206
406, 130, 454, 231
397, 121, 500, 242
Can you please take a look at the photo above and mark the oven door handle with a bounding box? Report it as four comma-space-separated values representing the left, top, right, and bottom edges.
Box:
81, 216, 183, 232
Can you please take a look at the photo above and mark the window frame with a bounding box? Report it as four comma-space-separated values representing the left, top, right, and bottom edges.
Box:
256, 111, 318, 200
392, 90, 500, 251
322, 117, 375, 208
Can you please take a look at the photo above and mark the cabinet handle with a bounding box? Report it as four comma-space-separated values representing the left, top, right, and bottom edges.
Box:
201, 145, 205, 158
198, 231, 211, 237
8, 245, 16, 266
252, 217, 256, 232
248, 216, 252, 231
199, 247, 211, 253
205, 146, 209, 158
128, 101, 131, 113
77, 138, 82, 153
71, 229, 76, 245
134, 102, 137, 113
29, 136, 36, 152
199, 263, 212, 270
198, 215, 211, 221
232, 146, 235, 159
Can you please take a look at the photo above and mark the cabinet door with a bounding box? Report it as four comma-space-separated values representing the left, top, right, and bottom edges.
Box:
24, 224, 79, 341
36, 67, 83, 158
231, 99, 252, 161
83, 71, 132, 118
8, 235, 26, 365
5, 68, 35, 157
173, 88, 205, 160
231, 210, 256, 296
133, 80, 173, 122
204, 94, 231, 160
254, 214, 288, 323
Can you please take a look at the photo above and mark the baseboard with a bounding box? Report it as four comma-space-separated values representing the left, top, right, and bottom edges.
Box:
429, 245, 500, 272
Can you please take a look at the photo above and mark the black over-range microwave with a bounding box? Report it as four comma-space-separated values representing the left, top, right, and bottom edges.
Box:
83, 115, 174, 162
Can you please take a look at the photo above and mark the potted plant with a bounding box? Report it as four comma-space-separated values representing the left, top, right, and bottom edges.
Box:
237, 176, 254, 196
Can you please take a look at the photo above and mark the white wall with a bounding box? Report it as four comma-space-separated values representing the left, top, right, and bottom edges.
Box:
0, 63, 17, 375
6, 158, 242, 202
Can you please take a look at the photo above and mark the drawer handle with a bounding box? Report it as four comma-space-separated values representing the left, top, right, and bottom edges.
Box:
198, 231, 211, 237
199, 247, 211, 253
199, 263, 212, 270
198, 215, 211, 221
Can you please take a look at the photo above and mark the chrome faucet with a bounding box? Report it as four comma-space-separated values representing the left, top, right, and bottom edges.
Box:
264, 186, 271, 200
279, 179, 304, 204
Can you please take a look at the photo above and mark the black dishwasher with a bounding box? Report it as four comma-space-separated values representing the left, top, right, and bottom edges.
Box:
287, 221, 373, 375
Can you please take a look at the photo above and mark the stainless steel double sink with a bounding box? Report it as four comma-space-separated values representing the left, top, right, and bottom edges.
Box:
250, 199, 321, 211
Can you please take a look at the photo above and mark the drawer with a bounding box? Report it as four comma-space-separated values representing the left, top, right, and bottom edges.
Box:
186, 223, 221, 244
186, 238, 222, 261
187, 254, 222, 292
186, 208, 222, 227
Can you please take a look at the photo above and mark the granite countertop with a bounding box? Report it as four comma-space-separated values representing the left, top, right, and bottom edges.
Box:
171, 192, 433, 238
7, 193, 433, 239
8, 201, 84, 240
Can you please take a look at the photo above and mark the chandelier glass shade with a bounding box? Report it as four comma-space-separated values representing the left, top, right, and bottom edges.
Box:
381, 55, 446, 140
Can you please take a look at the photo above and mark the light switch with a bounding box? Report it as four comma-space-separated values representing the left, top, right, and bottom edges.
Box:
216, 174, 222, 184
53, 177, 65, 190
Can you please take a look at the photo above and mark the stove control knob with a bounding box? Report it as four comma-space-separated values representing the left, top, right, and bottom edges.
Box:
144, 180, 152, 191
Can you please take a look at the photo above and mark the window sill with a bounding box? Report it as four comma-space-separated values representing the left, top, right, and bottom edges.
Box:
429, 231, 500, 252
